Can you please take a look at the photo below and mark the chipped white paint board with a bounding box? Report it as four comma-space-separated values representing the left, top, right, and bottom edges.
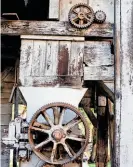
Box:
21, 35, 84, 41
45, 41, 59, 76
84, 66, 114, 80
49, 0, 59, 20
31, 40, 46, 77
69, 42, 84, 76
60, 0, 87, 21
84, 41, 114, 66
19, 37, 84, 86
19, 40, 33, 84
89, 0, 114, 23
114, 0, 133, 166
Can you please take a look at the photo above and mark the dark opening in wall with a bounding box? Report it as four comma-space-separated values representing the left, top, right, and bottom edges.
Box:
1, 0, 49, 20
26, 0, 49, 20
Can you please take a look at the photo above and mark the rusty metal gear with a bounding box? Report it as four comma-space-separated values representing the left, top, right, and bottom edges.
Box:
68, 3, 94, 29
28, 102, 89, 165
94, 10, 106, 23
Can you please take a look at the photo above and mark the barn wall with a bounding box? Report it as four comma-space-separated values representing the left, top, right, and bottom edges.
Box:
1, 68, 15, 167
59, 0, 114, 23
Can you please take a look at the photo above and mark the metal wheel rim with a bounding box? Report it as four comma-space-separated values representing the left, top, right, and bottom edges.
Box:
28, 102, 89, 165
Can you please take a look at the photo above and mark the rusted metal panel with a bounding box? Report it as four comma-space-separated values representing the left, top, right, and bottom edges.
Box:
1, 21, 113, 38
114, 0, 133, 166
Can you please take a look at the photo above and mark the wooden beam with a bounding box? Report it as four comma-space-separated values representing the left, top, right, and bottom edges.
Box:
97, 81, 114, 103
114, 0, 133, 166
96, 96, 108, 167
1, 20, 113, 37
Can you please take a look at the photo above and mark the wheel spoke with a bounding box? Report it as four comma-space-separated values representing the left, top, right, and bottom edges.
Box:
62, 143, 73, 157
53, 107, 59, 125
84, 15, 90, 21
30, 126, 49, 134
67, 136, 86, 142
65, 118, 81, 130
51, 142, 57, 163
80, 7, 84, 12
73, 16, 79, 22
59, 108, 65, 125
33, 121, 50, 130
79, 19, 84, 25
73, 9, 78, 14
35, 138, 51, 149
42, 111, 54, 127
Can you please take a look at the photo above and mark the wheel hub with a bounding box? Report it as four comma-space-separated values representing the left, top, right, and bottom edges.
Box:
78, 12, 84, 19
52, 129, 65, 141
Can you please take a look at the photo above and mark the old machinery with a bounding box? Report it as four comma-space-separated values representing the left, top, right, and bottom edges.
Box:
28, 102, 89, 165
2, 101, 90, 165
94, 11, 106, 23
68, 3, 94, 29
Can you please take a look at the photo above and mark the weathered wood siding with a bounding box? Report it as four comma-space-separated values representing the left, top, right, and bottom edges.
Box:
84, 41, 114, 80
114, 0, 133, 166
60, 0, 114, 23
1, 21, 113, 38
19, 36, 84, 87
89, 0, 114, 23
60, 0, 87, 21
1, 68, 14, 167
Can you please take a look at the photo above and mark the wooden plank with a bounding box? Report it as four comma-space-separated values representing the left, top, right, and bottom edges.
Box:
19, 39, 33, 85
0, 125, 10, 167
84, 41, 113, 66
21, 35, 84, 41
69, 42, 84, 76
97, 81, 114, 103
1, 104, 12, 114
31, 40, 46, 77
23, 76, 82, 88
49, 0, 59, 19
60, 0, 87, 21
96, 96, 108, 167
58, 41, 71, 75
89, 0, 114, 23
84, 66, 114, 80
45, 41, 59, 76
1, 21, 113, 38
114, 0, 133, 166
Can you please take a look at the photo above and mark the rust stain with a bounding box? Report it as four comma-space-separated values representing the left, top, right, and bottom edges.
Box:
58, 45, 69, 75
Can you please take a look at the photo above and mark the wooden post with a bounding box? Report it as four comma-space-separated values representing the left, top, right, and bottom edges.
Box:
114, 0, 133, 166
96, 96, 108, 167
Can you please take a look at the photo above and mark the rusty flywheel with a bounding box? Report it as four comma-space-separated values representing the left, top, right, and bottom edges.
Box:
68, 3, 94, 29
28, 102, 89, 165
